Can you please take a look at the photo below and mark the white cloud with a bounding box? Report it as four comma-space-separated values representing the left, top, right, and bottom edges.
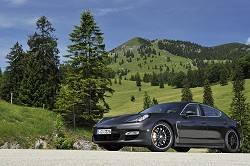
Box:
247, 37, 250, 45
4, 0, 27, 6
0, 14, 39, 28
22, 17, 39, 26
94, 7, 133, 16
0, 15, 15, 28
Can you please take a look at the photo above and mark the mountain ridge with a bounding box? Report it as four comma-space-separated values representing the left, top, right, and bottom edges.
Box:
110, 37, 250, 60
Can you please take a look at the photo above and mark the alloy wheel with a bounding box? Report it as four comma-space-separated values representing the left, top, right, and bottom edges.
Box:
151, 123, 172, 150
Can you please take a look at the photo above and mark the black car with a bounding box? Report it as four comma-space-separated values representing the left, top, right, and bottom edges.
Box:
92, 102, 241, 152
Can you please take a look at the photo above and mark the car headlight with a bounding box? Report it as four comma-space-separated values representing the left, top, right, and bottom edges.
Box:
126, 114, 150, 123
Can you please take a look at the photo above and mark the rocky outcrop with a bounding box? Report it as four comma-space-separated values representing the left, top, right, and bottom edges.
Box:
73, 138, 102, 150
0, 141, 20, 149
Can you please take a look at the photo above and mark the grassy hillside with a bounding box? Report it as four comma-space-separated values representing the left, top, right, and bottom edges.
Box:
108, 37, 197, 77
105, 79, 250, 116
0, 100, 57, 147
106, 37, 250, 116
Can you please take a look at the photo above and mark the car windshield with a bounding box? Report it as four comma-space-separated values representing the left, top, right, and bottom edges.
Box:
140, 103, 186, 114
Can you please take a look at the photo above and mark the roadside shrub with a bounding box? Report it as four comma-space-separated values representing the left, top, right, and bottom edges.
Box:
54, 137, 73, 149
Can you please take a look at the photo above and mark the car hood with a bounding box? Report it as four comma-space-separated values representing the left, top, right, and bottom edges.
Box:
95, 114, 141, 126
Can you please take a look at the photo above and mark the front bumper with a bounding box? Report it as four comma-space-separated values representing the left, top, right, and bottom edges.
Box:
92, 122, 152, 147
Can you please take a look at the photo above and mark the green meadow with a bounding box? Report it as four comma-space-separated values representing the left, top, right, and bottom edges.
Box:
106, 79, 250, 116
0, 100, 56, 147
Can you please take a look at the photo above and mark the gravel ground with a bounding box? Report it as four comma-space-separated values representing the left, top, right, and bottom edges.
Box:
0, 149, 249, 166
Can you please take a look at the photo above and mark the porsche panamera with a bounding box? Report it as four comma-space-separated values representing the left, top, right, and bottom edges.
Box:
92, 102, 241, 152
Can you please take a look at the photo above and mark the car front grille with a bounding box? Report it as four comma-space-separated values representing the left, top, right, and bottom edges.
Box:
94, 134, 120, 141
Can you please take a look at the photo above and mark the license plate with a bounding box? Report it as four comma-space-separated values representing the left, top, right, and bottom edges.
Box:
97, 129, 111, 135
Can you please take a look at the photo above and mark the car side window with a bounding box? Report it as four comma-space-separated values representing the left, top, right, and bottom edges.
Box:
202, 105, 221, 117
181, 104, 201, 116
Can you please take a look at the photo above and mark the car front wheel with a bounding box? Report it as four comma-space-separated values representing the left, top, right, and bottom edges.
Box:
148, 122, 173, 152
221, 129, 240, 153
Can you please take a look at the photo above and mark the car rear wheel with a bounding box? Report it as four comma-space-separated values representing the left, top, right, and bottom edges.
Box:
174, 147, 190, 152
221, 129, 240, 153
148, 122, 173, 152
101, 145, 123, 151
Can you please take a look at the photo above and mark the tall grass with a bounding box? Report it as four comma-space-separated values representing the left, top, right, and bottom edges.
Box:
0, 100, 56, 147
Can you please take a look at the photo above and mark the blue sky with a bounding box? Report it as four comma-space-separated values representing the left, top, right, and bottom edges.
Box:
1, 0, 250, 70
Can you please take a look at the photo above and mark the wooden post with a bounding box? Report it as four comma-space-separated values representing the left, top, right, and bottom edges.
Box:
11, 93, 13, 104
73, 105, 76, 130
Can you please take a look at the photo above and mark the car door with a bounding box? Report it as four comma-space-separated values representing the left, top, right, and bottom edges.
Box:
201, 104, 228, 145
176, 103, 207, 145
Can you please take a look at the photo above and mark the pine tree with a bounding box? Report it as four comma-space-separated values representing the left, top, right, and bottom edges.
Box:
131, 95, 135, 102
151, 72, 159, 86
1, 42, 25, 103
230, 66, 250, 152
203, 80, 214, 106
181, 79, 193, 102
18, 16, 60, 109
0, 68, 2, 99
135, 72, 142, 87
219, 66, 228, 86
143, 91, 153, 110
114, 78, 117, 84
152, 97, 158, 105
119, 78, 122, 85
57, 11, 114, 125
172, 71, 186, 88
159, 74, 164, 88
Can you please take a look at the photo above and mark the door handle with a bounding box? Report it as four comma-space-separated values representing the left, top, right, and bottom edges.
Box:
223, 122, 227, 125
201, 121, 206, 124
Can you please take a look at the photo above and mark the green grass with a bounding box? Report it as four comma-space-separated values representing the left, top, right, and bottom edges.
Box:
106, 79, 250, 116
0, 100, 57, 147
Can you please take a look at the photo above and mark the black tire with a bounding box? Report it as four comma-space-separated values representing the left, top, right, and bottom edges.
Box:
102, 145, 123, 151
174, 147, 190, 152
221, 129, 240, 153
148, 122, 173, 152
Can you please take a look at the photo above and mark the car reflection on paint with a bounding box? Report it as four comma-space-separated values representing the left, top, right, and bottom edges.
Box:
92, 102, 241, 152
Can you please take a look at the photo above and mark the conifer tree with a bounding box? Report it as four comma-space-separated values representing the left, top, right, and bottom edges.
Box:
152, 97, 158, 105
18, 16, 60, 109
0, 68, 2, 99
151, 72, 159, 86
219, 66, 228, 86
230, 66, 250, 152
114, 78, 117, 84
57, 11, 114, 125
203, 80, 214, 106
131, 95, 135, 102
181, 79, 193, 102
143, 91, 153, 110
1, 42, 25, 103
159, 76, 164, 88
135, 72, 142, 87
119, 78, 122, 85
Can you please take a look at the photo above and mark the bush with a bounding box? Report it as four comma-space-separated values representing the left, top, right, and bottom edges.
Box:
54, 137, 73, 149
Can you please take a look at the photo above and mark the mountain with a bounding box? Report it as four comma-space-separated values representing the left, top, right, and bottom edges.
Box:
110, 37, 250, 60
108, 37, 197, 76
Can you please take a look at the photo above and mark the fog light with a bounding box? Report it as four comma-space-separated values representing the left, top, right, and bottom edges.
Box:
125, 131, 139, 135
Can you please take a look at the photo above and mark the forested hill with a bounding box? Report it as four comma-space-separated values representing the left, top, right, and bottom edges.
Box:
111, 37, 250, 60
157, 39, 250, 60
